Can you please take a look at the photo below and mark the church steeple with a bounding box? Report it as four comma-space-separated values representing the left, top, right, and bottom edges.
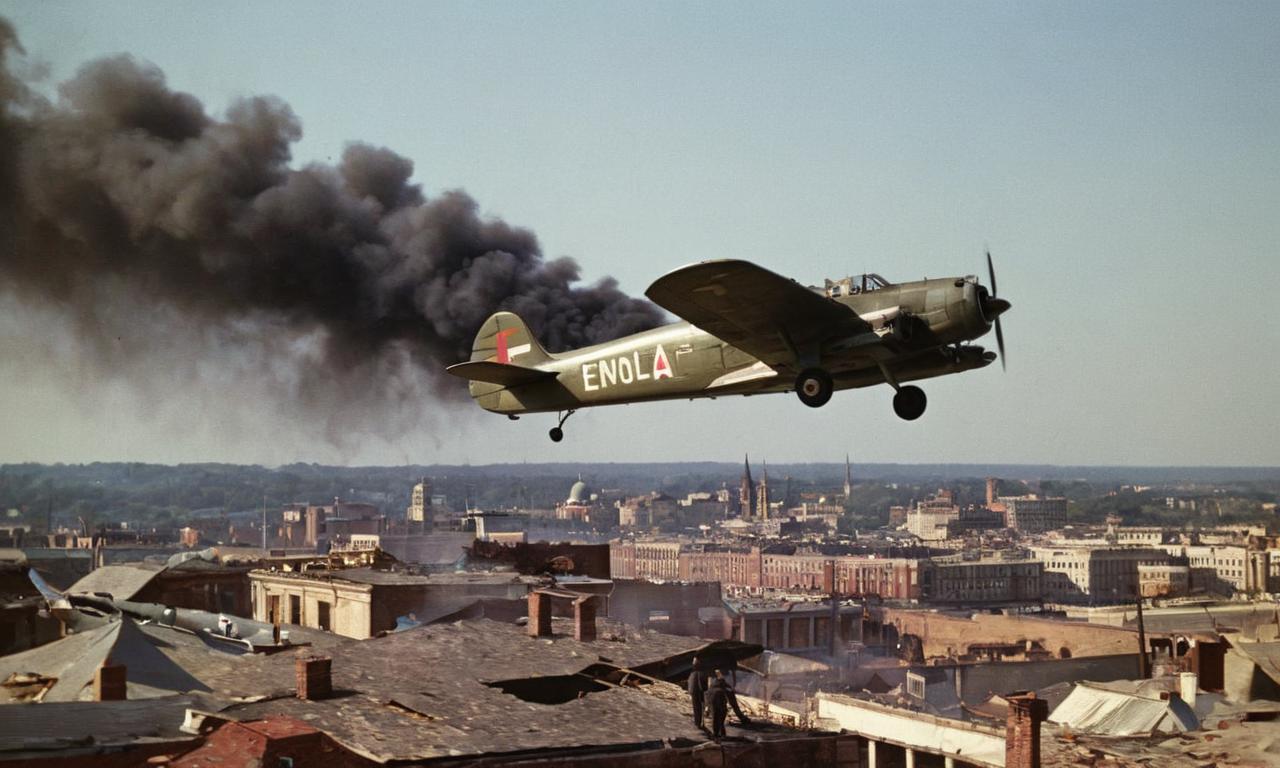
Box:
739, 454, 757, 518
757, 460, 770, 519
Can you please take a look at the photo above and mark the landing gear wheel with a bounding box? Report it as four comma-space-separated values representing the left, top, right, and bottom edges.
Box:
892, 385, 927, 421
548, 409, 576, 442
795, 368, 834, 408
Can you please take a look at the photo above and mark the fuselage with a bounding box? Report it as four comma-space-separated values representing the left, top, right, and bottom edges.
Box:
476, 275, 999, 415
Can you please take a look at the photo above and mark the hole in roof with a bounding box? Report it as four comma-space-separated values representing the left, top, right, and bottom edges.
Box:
485, 674, 609, 705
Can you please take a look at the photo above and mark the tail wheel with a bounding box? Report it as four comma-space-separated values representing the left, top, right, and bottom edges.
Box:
892, 385, 927, 420
795, 368, 834, 408
549, 427, 564, 442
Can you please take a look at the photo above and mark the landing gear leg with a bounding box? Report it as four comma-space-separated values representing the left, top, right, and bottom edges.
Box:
892, 386, 927, 421
876, 360, 926, 421
549, 410, 576, 442
795, 368, 834, 408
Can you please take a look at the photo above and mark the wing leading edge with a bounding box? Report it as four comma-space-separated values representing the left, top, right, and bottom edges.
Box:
644, 259, 870, 368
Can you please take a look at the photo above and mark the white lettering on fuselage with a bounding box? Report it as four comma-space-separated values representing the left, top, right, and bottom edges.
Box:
582, 344, 673, 392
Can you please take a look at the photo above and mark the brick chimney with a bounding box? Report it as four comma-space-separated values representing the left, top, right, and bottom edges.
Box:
528, 591, 552, 638
95, 660, 127, 701
1005, 692, 1048, 768
573, 596, 597, 642
295, 655, 332, 700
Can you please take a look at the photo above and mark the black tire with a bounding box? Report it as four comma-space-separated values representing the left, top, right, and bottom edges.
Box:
549, 427, 564, 442
892, 385, 927, 421
795, 368, 833, 408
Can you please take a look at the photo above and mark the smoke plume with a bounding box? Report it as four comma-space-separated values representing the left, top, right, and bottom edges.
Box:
0, 19, 663, 445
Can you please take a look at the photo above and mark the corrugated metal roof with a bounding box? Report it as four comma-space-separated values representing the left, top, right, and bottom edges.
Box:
1231, 641, 1280, 686
68, 564, 163, 600
1049, 682, 1199, 735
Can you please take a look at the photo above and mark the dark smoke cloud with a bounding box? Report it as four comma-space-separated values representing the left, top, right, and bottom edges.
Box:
0, 19, 663, 442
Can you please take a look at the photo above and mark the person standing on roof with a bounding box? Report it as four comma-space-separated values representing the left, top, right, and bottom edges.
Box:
687, 655, 707, 730
707, 669, 731, 739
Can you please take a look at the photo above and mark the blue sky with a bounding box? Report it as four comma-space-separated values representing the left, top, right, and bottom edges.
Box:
1, 2, 1278, 467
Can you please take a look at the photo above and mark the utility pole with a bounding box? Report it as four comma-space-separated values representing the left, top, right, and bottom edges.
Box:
1135, 588, 1150, 679
826, 559, 840, 658
262, 493, 268, 552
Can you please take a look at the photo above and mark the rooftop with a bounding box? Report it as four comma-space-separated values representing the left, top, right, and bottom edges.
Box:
219, 617, 761, 762
250, 567, 541, 588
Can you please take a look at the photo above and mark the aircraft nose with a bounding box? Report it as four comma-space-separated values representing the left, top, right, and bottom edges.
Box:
982, 295, 1011, 320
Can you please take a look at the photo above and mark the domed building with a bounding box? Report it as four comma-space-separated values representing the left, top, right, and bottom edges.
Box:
556, 475, 595, 523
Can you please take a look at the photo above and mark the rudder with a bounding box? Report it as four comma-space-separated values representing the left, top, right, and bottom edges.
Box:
470, 311, 552, 366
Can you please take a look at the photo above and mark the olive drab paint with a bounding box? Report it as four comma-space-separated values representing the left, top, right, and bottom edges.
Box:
582, 344, 673, 392
445, 258, 1011, 439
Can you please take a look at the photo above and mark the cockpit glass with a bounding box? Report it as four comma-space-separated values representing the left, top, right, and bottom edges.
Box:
821, 273, 892, 298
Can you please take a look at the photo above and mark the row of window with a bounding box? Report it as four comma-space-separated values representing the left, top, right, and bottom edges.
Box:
265, 591, 332, 632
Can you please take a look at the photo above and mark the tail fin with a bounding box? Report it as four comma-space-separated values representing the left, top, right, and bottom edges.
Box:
447, 312, 556, 407
470, 311, 552, 366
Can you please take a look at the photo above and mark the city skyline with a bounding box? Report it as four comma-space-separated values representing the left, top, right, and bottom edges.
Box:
1, 3, 1278, 467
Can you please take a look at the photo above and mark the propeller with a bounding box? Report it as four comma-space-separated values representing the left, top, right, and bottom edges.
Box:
983, 250, 1010, 370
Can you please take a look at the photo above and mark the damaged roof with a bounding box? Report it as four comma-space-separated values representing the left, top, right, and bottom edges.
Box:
0, 615, 345, 705
0, 616, 212, 702
1229, 641, 1280, 687
1049, 682, 1199, 736
217, 617, 753, 763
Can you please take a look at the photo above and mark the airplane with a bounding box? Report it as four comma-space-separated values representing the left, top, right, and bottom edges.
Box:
27, 567, 281, 652
446, 255, 1011, 442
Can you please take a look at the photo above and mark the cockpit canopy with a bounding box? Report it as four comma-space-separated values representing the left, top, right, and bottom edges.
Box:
820, 274, 891, 298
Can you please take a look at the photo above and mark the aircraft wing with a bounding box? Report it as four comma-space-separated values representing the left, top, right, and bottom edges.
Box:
645, 259, 871, 368
27, 567, 65, 603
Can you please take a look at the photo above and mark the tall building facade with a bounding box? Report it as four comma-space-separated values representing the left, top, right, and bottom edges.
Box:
1002, 495, 1067, 533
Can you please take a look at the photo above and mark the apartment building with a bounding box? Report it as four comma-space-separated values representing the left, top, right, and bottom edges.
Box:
1030, 546, 1172, 603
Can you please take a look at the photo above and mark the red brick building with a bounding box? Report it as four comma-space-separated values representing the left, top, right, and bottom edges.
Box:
610, 541, 922, 600
680, 546, 763, 589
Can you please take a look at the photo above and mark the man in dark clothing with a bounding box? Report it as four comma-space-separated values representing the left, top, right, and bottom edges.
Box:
707, 669, 731, 739
687, 655, 707, 730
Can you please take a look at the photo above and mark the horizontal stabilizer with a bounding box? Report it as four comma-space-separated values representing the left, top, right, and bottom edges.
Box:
445, 360, 557, 387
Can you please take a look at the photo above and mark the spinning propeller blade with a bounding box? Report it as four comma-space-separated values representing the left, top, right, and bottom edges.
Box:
985, 250, 1008, 371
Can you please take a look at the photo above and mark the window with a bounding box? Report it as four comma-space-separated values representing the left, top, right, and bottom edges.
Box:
317, 600, 332, 632
289, 595, 301, 624
907, 672, 926, 700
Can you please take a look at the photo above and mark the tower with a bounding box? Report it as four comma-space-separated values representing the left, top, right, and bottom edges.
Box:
756, 461, 771, 519
407, 478, 432, 527
739, 455, 756, 518
843, 454, 853, 499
